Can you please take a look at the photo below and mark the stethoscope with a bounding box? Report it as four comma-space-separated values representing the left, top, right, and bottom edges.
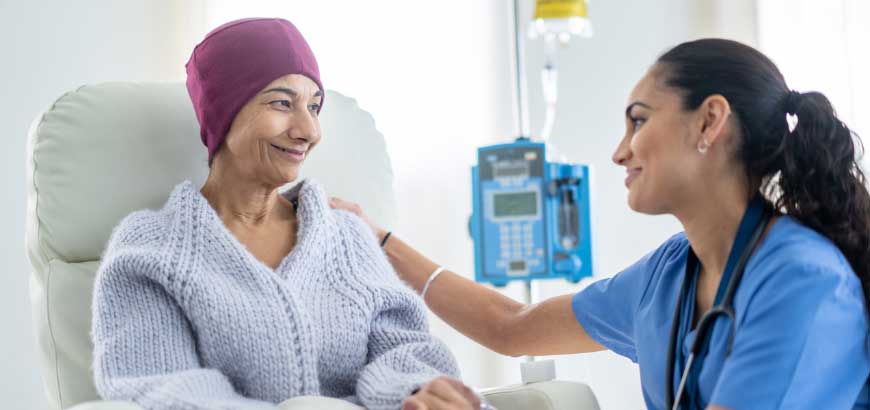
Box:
665, 197, 772, 410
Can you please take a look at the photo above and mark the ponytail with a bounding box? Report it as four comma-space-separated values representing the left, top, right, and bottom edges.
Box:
762, 91, 870, 300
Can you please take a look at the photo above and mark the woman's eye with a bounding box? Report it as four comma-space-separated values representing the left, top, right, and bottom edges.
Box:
270, 100, 291, 109
630, 117, 646, 131
308, 103, 321, 113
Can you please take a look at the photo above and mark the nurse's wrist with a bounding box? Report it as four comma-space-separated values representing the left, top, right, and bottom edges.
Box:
376, 228, 390, 246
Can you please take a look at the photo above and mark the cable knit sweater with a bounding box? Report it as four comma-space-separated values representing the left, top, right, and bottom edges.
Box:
91, 179, 459, 410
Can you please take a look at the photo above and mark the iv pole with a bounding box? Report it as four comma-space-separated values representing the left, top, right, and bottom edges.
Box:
507, 0, 538, 363
510, 0, 531, 140
505, 0, 591, 381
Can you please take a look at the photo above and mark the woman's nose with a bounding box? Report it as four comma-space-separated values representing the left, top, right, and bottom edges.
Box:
289, 111, 320, 142
612, 136, 632, 166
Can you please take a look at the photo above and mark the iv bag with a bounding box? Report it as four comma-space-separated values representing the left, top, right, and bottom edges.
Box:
529, 0, 592, 45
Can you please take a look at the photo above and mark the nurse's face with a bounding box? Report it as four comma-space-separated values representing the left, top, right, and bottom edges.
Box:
215, 74, 323, 185
611, 66, 706, 215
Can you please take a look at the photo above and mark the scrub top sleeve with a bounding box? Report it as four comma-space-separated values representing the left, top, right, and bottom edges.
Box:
709, 264, 870, 409
571, 234, 684, 362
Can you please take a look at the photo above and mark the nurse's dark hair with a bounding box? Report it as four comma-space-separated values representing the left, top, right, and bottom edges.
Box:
656, 38, 870, 309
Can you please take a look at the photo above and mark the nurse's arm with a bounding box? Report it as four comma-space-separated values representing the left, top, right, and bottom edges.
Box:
378, 231, 606, 357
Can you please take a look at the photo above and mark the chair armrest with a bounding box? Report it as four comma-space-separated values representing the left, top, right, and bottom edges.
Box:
277, 380, 601, 410
64, 382, 598, 410
480, 380, 600, 410
66, 397, 364, 410
66, 401, 144, 410
278, 396, 364, 410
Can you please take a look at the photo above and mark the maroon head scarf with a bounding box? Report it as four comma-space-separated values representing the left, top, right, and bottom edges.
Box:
185, 18, 323, 161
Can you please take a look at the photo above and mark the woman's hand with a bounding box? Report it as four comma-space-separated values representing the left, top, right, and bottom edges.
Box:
328, 197, 387, 241
402, 376, 481, 410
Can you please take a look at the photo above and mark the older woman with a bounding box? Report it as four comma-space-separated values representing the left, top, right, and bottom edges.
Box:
91, 18, 473, 410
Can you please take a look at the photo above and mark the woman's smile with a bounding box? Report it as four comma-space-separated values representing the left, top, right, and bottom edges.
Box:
625, 167, 642, 188
270, 143, 306, 162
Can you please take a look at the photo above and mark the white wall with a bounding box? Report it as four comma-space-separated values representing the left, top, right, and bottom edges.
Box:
0, 1, 757, 410
0, 1, 190, 409
756, 0, 869, 163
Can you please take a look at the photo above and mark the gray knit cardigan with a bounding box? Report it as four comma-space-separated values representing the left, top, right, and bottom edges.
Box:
91, 179, 459, 410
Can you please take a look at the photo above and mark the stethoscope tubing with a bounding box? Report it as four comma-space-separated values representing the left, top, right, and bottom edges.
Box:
665, 210, 771, 410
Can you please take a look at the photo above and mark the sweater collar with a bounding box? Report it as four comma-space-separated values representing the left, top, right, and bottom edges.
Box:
169, 178, 331, 277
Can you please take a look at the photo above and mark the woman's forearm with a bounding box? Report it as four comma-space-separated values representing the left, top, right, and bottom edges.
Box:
380, 233, 606, 357
380, 233, 526, 356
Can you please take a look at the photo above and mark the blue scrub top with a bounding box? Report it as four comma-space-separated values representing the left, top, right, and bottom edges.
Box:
572, 216, 870, 409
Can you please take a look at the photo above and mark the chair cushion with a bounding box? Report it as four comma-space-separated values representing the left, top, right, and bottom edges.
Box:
25, 82, 396, 409
481, 380, 601, 410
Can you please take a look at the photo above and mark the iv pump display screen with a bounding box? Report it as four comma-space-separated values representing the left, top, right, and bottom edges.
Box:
493, 192, 537, 217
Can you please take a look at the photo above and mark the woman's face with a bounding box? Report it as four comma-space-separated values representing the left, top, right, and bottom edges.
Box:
216, 73, 323, 185
611, 66, 707, 215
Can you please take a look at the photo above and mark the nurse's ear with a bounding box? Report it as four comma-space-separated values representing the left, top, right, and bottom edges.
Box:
694, 94, 733, 154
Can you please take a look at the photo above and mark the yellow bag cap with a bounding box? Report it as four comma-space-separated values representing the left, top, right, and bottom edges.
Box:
533, 0, 588, 19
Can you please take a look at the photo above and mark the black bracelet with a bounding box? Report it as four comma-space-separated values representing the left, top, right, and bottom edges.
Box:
380, 231, 392, 247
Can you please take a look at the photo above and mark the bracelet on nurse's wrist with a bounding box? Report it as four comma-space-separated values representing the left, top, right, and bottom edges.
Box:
380, 231, 392, 247
421, 266, 446, 301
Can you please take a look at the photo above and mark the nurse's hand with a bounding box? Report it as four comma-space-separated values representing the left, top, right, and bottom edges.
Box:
402, 376, 481, 410
328, 197, 387, 241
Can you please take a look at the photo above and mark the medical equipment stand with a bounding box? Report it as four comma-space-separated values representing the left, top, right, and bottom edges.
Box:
508, 0, 557, 382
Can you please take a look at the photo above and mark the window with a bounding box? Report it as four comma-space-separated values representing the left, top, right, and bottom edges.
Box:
757, 0, 870, 167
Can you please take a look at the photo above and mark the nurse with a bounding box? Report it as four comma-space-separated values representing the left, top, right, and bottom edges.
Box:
335, 38, 870, 410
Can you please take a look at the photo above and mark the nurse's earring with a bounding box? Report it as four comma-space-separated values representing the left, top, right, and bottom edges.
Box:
697, 139, 710, 155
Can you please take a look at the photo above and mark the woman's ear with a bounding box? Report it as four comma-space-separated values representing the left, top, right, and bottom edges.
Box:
696, 94, 732, 149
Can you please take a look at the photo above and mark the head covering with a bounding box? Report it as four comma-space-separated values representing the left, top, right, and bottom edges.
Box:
185, 18, 323, 161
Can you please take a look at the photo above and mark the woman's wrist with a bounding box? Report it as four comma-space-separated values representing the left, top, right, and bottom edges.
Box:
375, 228, 389, 245
379, 231, 392, 247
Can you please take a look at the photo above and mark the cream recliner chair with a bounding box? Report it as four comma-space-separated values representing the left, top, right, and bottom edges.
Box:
25, 82, 600, 410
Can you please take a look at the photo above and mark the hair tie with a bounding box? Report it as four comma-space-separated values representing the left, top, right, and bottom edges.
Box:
784, 90, 801, 133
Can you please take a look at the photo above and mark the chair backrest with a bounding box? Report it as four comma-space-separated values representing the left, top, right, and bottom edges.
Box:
25, 82, 397, 410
